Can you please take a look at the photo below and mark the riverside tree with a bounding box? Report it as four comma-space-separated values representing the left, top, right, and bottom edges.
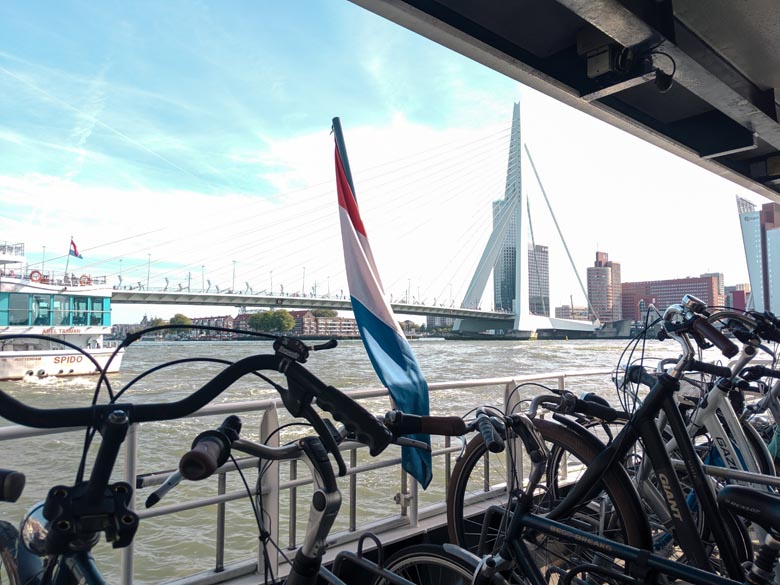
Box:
248, 309, 295, 333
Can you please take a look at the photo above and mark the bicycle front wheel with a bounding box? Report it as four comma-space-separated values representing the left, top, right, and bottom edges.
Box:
372, 544, 476, 585
447, 417, 649, 583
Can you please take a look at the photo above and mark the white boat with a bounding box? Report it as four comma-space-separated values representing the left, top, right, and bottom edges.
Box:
0, 242, 124, 381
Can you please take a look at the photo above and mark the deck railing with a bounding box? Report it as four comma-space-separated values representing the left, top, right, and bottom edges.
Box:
0, 368, 614, 584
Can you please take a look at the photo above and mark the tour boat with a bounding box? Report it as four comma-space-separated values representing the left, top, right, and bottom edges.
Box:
0, 242, 123, 381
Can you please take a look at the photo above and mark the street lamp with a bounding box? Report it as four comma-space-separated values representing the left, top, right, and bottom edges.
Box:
42, 246, 46, 275
201, 265, 205, 292
147, 254, 151, 291
302, 267, 306, 296
270, 270, 273, 295
232, 260, 236, 292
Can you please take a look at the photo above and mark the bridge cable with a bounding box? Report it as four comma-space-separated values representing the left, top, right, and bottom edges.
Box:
524, 144, 600, 325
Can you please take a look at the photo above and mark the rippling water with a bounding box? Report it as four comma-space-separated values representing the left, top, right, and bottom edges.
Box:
0, 337, 683, 583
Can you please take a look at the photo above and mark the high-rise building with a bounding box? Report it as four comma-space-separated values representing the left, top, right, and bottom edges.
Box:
493, 198, 517, 312
701, 272, 725, 297
587, 252, 622, 322
528, 244, 549, 316
737, 196, 780, 312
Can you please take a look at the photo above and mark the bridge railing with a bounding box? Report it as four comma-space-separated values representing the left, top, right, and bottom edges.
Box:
0, 368, 614, 584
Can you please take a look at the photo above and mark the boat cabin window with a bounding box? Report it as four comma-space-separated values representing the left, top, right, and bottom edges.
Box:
53, 295, 70, 325
72, 297, 89, 325
0, 293, 111, 327
31, 295, 51, 325
7, 293, 29, 325
90, 297, 106, 325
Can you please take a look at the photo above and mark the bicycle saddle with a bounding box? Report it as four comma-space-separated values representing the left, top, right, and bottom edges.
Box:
718, 485, 780, 536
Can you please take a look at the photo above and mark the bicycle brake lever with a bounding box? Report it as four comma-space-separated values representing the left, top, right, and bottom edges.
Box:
301, 404, 348, 477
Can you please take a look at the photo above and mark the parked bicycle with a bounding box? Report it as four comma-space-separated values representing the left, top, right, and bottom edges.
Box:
442, 296, 780, 583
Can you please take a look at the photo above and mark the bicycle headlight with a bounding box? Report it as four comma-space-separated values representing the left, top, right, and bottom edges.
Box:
19, 501, 48, 556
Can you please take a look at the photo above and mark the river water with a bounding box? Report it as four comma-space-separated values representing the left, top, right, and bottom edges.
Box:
0, 337, 683, 583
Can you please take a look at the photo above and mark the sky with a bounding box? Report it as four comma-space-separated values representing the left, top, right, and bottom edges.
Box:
0, 1, 770, 324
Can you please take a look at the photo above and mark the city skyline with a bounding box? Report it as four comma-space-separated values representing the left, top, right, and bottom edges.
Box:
0, 2, 768, 323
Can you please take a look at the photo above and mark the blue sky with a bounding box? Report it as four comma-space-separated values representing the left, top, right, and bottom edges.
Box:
0, 1, 768, 322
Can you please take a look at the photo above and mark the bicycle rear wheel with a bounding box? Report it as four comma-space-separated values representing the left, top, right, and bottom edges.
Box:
372, 544, 476, 585
446, 417, 649, 583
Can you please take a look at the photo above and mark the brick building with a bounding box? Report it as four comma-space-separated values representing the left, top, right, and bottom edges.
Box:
621, 275, 725, 321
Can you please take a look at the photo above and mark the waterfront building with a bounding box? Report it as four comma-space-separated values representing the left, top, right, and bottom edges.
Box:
427, 315, 455, 328
315, 315, 359, 337
492, 197, 517, 313
621, 274, 724, 321
232, 312, 255, 331
491, 193, 550, 317
192, 315, 234, 338
528, 244, 550, 316
701, 272, 725, 297
725, 284, 751, 311
587, 252, 622, 323
554, 305, 590, 320
290, 310, 318, 335
738, 197, 780, 312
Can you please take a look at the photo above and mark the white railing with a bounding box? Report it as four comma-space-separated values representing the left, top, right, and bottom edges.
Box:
0, 369, 614, 584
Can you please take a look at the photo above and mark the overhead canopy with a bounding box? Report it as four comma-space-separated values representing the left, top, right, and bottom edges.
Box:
352, 0, 780, 202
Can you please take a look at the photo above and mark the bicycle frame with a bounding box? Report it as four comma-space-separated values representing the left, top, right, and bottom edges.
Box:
549, 362, 746, 579
495, 510, 741, 585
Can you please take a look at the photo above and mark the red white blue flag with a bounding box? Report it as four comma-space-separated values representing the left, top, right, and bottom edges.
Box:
334, 119, 432, 489
69, 238, 83, 259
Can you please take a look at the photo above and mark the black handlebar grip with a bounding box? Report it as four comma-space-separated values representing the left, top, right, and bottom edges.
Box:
575, 399, 622, 423
476, 413, 504, 453
179, 416, 241, 481
315, 386, 393, 456
692, 318, 739, 358
0, 469, 25, 502
687, 359, 733, 379
625, 365, 658, 388
179, 437, 224, 480
418, 415, 467, 436
741, 365, 780, 381
386, 411, 467, 436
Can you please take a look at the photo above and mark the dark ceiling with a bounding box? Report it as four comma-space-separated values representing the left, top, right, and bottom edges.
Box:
352, 0, 780, 202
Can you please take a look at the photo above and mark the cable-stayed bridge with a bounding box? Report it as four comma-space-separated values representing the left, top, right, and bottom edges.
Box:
111, 289, 514, 327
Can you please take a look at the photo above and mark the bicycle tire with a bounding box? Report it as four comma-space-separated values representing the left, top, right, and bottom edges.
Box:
446, 417, 649, 583
0, 521, 22, 585
371, 544, 476, 585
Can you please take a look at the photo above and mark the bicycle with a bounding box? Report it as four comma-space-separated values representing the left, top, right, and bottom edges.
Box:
382, 414, 780, 585
445, 295, 780, 582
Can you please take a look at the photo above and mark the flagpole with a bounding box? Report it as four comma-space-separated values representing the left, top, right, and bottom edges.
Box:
332, 118, 357, 200
65, 235, 71, 278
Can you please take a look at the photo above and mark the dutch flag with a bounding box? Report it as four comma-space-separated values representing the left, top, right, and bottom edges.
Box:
69, 238, 83, 259
334, 118, 432, 489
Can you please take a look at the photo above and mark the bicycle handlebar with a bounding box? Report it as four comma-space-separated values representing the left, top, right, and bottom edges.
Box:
0, 354, 394, 457
692, 317, 739, 358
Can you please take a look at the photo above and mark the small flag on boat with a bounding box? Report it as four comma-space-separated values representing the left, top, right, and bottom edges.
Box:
69, 238, 83, 259
333, 117, 432, 489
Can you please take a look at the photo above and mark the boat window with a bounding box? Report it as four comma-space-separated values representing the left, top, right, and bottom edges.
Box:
31, 295, 51, 326
89, 297, 105, 325
72, 297, 88, 325
53, 295, 71, 326
7, 293, 29, 326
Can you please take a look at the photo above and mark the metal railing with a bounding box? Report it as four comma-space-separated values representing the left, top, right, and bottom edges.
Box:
0, 368, 613, 584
